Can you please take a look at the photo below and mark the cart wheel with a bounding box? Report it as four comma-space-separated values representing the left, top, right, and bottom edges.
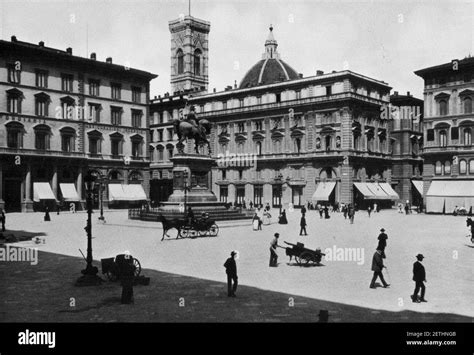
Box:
199, 229, 207, 238
133, 258, 141, 277
300, 251, 313, 265
209, 224, 219, 237
181, 227, 191, 238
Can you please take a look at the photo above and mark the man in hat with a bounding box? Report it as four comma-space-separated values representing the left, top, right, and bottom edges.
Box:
370, 249, 390, 289
224, 251, 238, 297
411, 254, 427, 303
269, 233, 280, 267
377, 228, 388, 259
299, 214, 307, 236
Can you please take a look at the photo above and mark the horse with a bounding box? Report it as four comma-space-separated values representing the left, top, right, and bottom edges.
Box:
173, 119, 212, 155
158, 214, 186, 241
466, 217, 474, 243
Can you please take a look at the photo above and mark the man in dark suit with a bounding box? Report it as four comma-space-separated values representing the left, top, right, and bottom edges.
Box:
377, 228, 388, 259
224, 251, 238, 297
411, 254, 427, 303
370, 249, 389, 289
299, 215, 307, 236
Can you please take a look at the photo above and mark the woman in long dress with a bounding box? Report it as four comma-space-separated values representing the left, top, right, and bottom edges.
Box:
278, 209, 288, 224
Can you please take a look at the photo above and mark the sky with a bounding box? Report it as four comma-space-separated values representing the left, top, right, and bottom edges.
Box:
1, 0, 473, 99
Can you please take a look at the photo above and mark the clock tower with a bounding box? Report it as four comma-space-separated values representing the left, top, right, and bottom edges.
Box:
169, 15, 210, 94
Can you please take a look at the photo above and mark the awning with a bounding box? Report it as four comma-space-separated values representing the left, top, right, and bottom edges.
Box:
378, 183, 399, 200
366, 183, 390, 200
312, 182, 336, 201
354, 183, 375, 199
412, 180, 424, 195
33, 182, 56, 202
123, 184, 147, 201
108, 184, 147, 201
108, 184, 127, 202
426, 180, 474, 213
59, 183, 80, 201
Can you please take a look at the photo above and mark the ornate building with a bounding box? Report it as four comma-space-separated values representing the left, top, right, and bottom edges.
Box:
415, 57, 474, 213
0, 37, 157, 212
150, 19, 402, 209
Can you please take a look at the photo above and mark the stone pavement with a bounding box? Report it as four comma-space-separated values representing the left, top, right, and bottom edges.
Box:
1, 248, 470, 322
1, 208, 473, 322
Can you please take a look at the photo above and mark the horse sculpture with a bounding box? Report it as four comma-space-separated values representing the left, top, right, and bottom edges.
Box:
173, 116, 212, 155
466, 217, 474, 243
158, 214, 186, 241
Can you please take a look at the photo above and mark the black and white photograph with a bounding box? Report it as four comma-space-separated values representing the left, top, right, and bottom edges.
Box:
0, 0, 473, 352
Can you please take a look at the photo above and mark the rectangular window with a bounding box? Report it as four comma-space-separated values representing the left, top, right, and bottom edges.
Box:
61, 135, 73, 152
219, 186, 228, 203
89, 138, 100, 154
427, 129, 434, 141
168, 128, 174, 141
158, 148, 164, 160
111, 107, 122, 125
35, 133, 48, 150
132, 141, 141, 157
7, 96, 21, 114
111, 140, 121, 156
61, 74, 74, 92
238, 122, 245, 133
111, 83, 121, 100
150, 130, 154, 142
89, 79, 100, 96
255, 120, 263, 131
238, 170, 243, 180
35, 70, 48, 88
7, 130, 22, 148
132, 110, 142, 128
88, 104, 101, 122
35, 99, 48, 117
222, 169, 227, 180
7, 64, 21, 83
132, 86, 142, 103
158, 130, 163, 141
326, 85, 332, 95
272, 185, 282, 207
254, 185, 263, 206
451, 127, 459, 140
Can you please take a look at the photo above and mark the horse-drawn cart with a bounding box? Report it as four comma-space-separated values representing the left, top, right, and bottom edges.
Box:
281, 241, 325, 265
101, 254, 142, 281
181, 216, 219, 238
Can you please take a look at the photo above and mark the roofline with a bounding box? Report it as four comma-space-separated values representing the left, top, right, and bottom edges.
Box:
189, 70, 391, 101
0, 39, 158, 80
414, 57, 474, 78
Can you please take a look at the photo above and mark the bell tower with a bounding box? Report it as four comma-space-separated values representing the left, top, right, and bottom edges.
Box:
169, 15, 210, 94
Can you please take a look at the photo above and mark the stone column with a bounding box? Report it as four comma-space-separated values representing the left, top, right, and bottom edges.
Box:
22, 164, 33, 212
77, 169, 84, 210
52, 165, 58, 199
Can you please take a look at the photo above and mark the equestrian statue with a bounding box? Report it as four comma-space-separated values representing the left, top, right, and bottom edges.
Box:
173, 105, 212, 155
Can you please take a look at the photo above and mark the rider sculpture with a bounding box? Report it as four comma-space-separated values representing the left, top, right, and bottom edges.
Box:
173, 105, 212, 155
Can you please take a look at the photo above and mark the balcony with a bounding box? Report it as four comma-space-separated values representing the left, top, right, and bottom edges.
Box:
0, 147, 86, 158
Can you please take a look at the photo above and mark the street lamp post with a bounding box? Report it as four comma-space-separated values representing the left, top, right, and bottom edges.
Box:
76, 171, 102, 287
98, 177, 108, 222
183, 171, 189, 221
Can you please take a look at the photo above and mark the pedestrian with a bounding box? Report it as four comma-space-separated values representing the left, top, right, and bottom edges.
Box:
0, 210, 5, 232
224, 251, 238, 297
377, 228, 388, 258
369, 249, 390, 289
411, 254, 427, 303
299, 214, 307, 236
373, 203, 377, 213
278, 209, 288, 224
44, 207, 51, 222
252, 213, 260, 231
349, 204, 355, 224
56, 201, 61, 215
367, 205, 372, 218
242, 200, 247, 210
265, 202, 271, 212
187, 206, 194, 224
405, 203, 409, 215
119, 253, 135, 304
249, 201, 253, 210
324, 205, 330, 219
301, 205, 307, 215
319, 206, 324, 219
269, 233, 280, 267
343, 205, 348, 219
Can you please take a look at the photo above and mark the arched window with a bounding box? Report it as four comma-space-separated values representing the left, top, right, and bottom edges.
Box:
439, 130, 447, 147
34, 124, 51, 150
194, 49, 202, 76
444, 161, 451, 175
177, 49, 184, 74
294, 138, 301, 153
315, 137, 321, 149
470, 160, 474, 174
157, 145, 164, 161
464, 97, 472, 114
463, 128, 472, 146
435, 161, 443, 175
459, 160, 467, 174
439, 100, 448, 116
256, 141, 262, 156
166, 144, 174, 159
129, 171, 142, 182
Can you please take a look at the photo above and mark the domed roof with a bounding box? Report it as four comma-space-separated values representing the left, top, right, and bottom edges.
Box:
239, 25, 300, 89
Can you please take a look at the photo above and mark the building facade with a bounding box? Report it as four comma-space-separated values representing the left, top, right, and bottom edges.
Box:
415, 57, 474, 213
389, 91, 424, 206
0, 37, 157, 212
150, 21, 403, 209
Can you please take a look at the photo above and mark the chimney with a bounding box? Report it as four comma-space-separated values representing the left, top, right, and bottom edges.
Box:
66, 47, 72, 54
298, 73, 303, 78
213, 88, 216, 93
316, 70, 324, 76
106, 57, 112, 64
407, 91, 411, 96
90, 52, 96, 60
38, 41, 45, 47
11, 36, 17, 42
234, 80, 237, 89
394, 91, 399, 96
